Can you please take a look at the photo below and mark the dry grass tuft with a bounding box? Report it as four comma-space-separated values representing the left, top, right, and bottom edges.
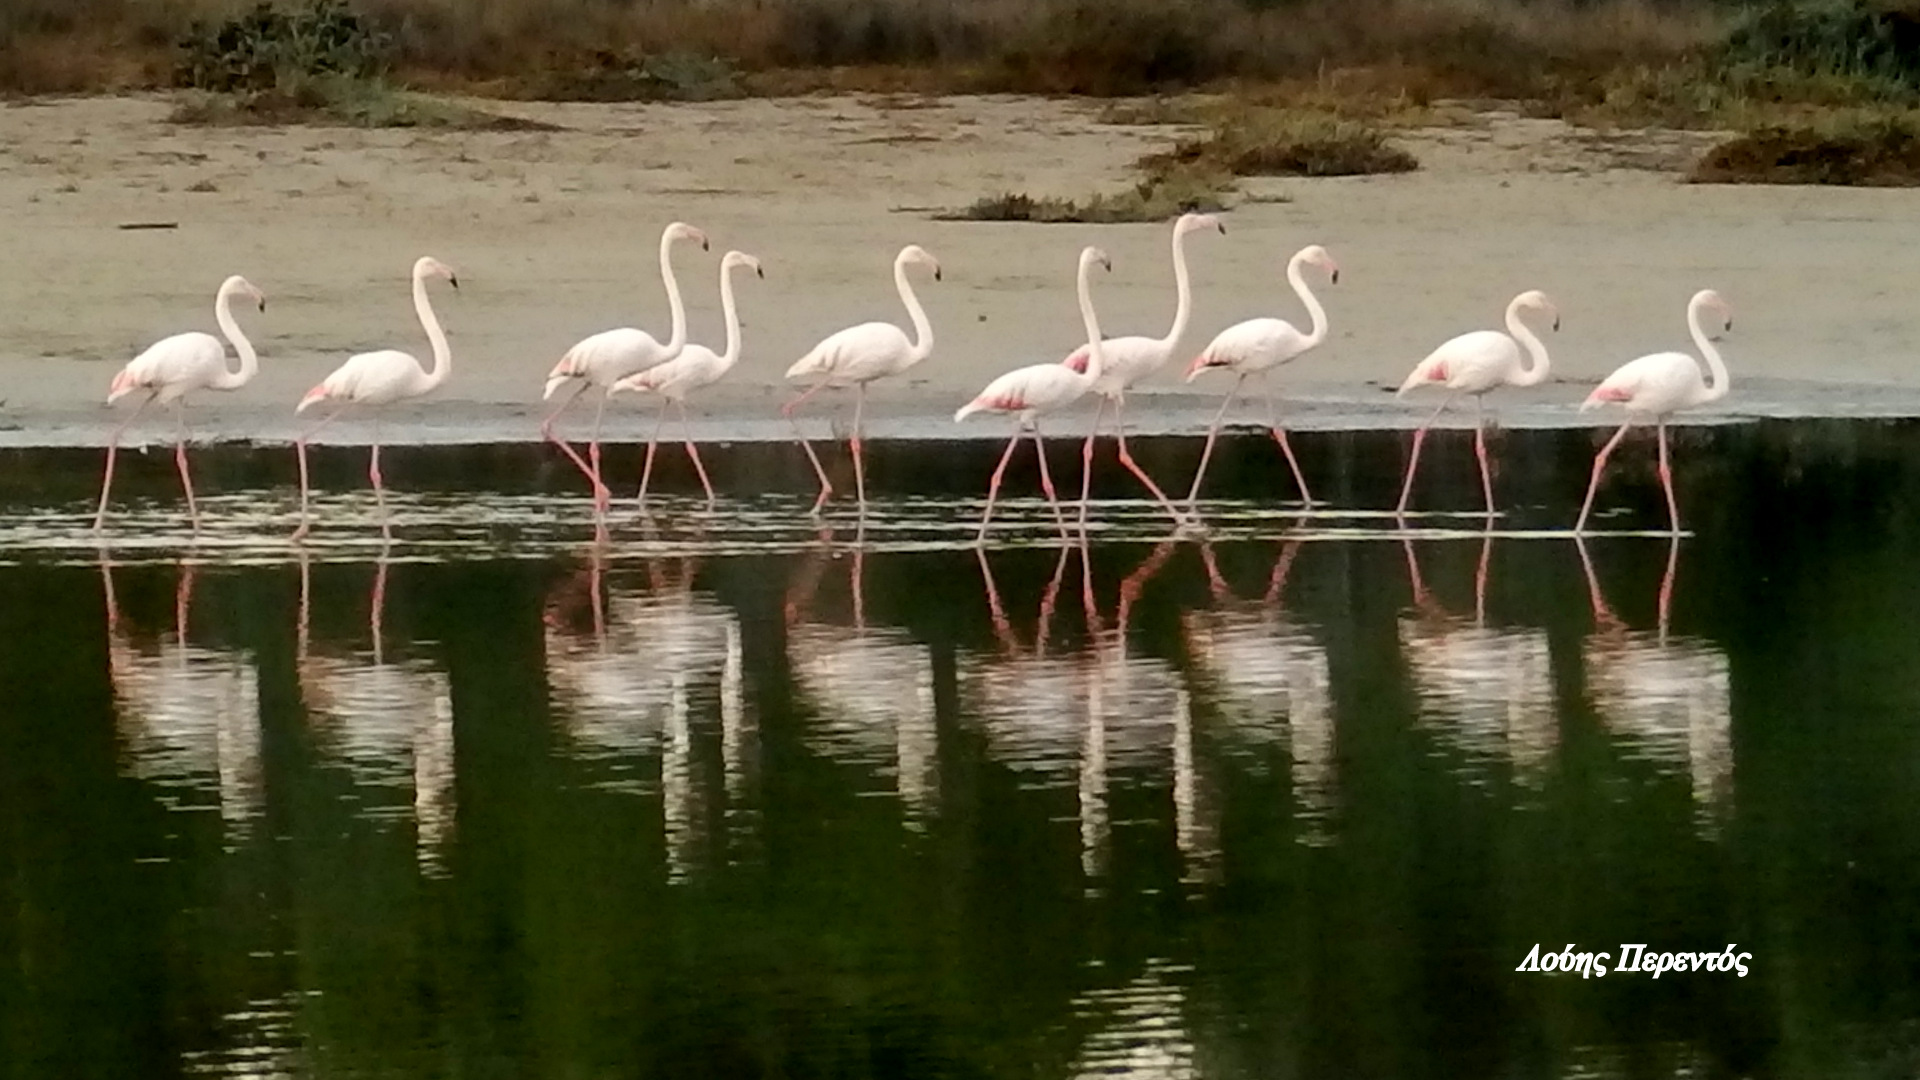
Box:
1690, 113, 1920, 184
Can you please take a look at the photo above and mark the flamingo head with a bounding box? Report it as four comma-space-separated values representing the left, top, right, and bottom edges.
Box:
223, 275, 267, 312
1177, 212, 1227, 237
1515, 289, 1558, 331
723, 250, 764, 279
106, 367, 141, 405
900, 244, 942, 282
414, 256, 459, 288
1396, 359, 1447, 399
296, 383, 330, 414
666, 221, 711, 252
1693, 289, 1732, 335
1297, 244, 1339, 284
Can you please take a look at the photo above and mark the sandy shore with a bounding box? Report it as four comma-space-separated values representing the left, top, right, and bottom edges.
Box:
3, 93, 1920, 446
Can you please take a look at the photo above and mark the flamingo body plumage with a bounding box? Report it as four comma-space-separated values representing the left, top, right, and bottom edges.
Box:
1183, 244, 1339, 511
1394, 289, 1558, 516
1575, 288, 1733, 534
292, 255, 459, 540
95, 274, 267, 532
610, 250, 764, 508
784, 243, 941, 518
542, 221, 709, 511
958, 245, 1111, 541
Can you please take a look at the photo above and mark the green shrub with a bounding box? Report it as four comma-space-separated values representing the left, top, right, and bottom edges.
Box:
174, 0, 389, 92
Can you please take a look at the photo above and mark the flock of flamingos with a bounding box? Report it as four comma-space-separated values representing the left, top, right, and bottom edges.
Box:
91, 212, 1733, 540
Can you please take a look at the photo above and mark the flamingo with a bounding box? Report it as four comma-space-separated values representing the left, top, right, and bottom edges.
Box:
784, 244, 941, 518
292, 256, 458, 541
1574, 289, 1732, 535
1394, 289, 1559, 517
94, 274, 267, 533
955, 246, 1112, 542
542, 221, 710, 512
607, 250, 763, 511
1061, 212, 1224, 527
1182, 244, 1339, 512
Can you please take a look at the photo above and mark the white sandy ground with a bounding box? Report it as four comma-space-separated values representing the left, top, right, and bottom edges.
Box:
1, 92, 1919, 447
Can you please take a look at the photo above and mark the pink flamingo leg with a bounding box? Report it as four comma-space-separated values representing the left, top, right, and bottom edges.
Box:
171, 403, 201, 532
677, 401, 716, 507
1080, 395, 1109, 528
637, 400, 668, 510
1656, 417, 1680, 534
293, 405, 349, 541
850, 383, 869, 520
541, 382, 606, 502
976, 425, 1026, 543
1575, 420, 1634, 534
1030, 422, 1068, 538
783, 380, 835, 515
1262, 375, 1313, 505
1657, 533, 1679, 641
369, 417, 390, 541
1473, 395, 1496, 518
1112, 396, 1188, 528
371, 553, 390, 664
1474, 527, 1492, 624
1395, 395, 1452, 517
1185, 373, 1246, 513
94, 392, 154, 531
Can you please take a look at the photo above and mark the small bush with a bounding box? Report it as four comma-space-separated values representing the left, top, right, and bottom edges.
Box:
940, 169, 1230, 224
1721, 0, 1920, 90
1690, 114, 1920, 183
1147, 112, 1419, 178
174, 0, 389, 92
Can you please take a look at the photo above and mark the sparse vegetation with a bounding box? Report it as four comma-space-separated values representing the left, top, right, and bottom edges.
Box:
1690, 113, 1920, 184
1147, 111, 1419, 178
940, 168, 1230, 224
5, 0, 1920, 188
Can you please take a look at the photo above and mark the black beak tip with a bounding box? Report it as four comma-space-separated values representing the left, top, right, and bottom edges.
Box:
934, 268, 943, 282
1553, 316, 1561, 331
1725, 319, 1734, 332
756, 267, 765, 279
701, 240, 710, 252
1216, 222, 1227, 235
258, 300, 267, 313
450, 275, 461, 289
1331, 269, 1341, 285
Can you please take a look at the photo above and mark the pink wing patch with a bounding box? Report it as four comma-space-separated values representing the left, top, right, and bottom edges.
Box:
1063, 345, 1091, 373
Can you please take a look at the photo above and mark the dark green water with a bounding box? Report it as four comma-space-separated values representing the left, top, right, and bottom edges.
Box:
3, 422, 1920, 1079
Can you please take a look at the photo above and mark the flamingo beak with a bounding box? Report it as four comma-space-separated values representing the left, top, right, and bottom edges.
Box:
933, 264, 944, 282
1216, 221, 1227, 235
450, 274, 461, 289
1552, 315, 1561, 331
756, 266, 766, 279
1330, 267, 1341, 285
258, 298, 267, 313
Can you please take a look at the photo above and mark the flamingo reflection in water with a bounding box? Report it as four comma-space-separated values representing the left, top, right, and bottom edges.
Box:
296, 547, 455, 876
1181, 532, 1335, 845
783, 528, 938, 827
543, 535, 746, 878
102, 554, 263, 840
1579, 535, 1732, 835
1396, 526, 1556, 788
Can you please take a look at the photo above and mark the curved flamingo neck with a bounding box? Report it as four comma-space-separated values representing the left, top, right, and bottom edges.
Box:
1159, 224, 1195, 354
1687, 296, 1730, 404
896, 253, 934, 363
1505, 298, 1551, 387
210, 279, 257, 390
414, 266, 451, 392
1078, 251, 1105, 387
1288, 253, 1328, 348
659, 230, 690, 358
716, 261, 745, 371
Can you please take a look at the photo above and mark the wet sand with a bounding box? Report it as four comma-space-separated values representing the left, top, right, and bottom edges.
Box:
4, 93, 1920, 447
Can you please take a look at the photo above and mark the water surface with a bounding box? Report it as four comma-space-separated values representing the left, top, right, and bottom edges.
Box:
3, 423, 1919, 1079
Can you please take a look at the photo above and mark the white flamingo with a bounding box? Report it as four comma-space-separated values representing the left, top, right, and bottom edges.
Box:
608, 250, 763, 510
1183, 244, 1339, 511
94, 274, 266, 532
292, 256, 458, 540
1575, 289, 1733, 534
1394, 289, 1559, 517
784, 244, 941, 518
543, 221, 709, 511
1060, 212, 1224, 527
955, 245, 1111, 542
